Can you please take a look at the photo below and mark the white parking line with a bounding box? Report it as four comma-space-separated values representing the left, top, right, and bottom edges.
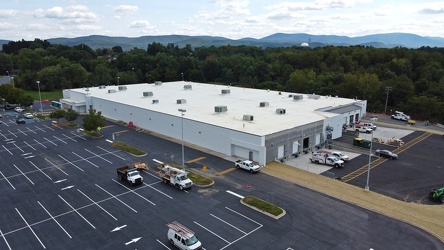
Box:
84, 148, 112, 164
58, 155, 84, 172
53, 135, 67, 144
26, 127, 37, 134
226, 190, 245, 199
58, 195, 95, 229
13, 164, 34, 185
0, 229, 12, 250
34, 126, 46, 132
77, 189, 118, 221
45, 158, 69, 176
0, 132, 8, 140
7, 130, 17, 137
43, 124, 56, 131
23, 141, 36, 150
37, 201, 72, 239
29, 161, 52, 180
112, 179, 156, 206
34, 139, 47, 149
70, 131, 86, 140
71, 151, 99, 168
43, 137, 57, 146
145, 182, 173, 199
156, 239, 171, 249
95, 184, 138, 213
0, 171, 15, 190
17, 128, 27, 136
12, 142, 25, 153
194, 221, 230, 243
210, 214, 247, 235
15, 208, 46, 249
96, 146, 125, 160
2, 145, 13, 155
62, 134, 77, 142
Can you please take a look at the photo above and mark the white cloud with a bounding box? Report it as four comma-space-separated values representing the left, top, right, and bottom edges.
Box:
130, 20, 152, 29
0, 9, 17, 18
34, 5, 99, 24
114, 5, 139, 15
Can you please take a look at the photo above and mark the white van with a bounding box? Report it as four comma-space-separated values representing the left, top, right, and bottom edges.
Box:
167, 221, 202, 250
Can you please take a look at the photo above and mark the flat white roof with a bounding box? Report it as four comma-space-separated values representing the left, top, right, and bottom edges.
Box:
67, 82, 361, 136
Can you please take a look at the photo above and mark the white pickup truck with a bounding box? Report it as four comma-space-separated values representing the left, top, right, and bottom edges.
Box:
234, 160, 261, 173
309, 153, 344, 168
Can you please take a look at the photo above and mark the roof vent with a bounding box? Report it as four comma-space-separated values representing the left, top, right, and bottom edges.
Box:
154, 81, 162, 85
276, 108, 286, 114
152, 99, 159, 104
184, 84, 192, 90
99, 85, 106, 89
221, 89, 231, 94
118, 86, 127, 91
243, 114, 254, 121
143, 91, 153, 97
108, 89, 116, 93
215, 106, 228, 113
308, 93, 320, 99
259, 102, 269, 107
293, 95, 303, 101
177, 99, 187, 104
288, 94, 293, 97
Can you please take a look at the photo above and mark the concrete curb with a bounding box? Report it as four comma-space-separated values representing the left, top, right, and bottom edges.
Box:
240, 199, 286, 220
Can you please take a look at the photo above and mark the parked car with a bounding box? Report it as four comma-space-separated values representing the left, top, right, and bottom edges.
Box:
14, 107, 24, 112
16, 117, 26, 124
24, 113, 33, 119
332, 151, 350, 161
375, 149, 398, 160
360, 122, 377, 130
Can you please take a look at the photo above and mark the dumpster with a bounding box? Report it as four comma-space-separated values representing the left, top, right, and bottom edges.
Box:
353, 137, 372, 149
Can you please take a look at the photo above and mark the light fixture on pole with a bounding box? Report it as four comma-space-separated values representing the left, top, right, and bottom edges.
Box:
181, 72, 184, 82
132, 68, 134, 77
178, 109, 186, 168
36, 81, 43, 112
117, 76, 120, 86
365, 130, 374, 191
384, 87, 392, 114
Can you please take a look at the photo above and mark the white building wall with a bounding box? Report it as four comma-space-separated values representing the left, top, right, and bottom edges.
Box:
323, 114, 344, 140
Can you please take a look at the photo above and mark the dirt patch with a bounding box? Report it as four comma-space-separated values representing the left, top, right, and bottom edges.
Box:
262, 162, 444, 242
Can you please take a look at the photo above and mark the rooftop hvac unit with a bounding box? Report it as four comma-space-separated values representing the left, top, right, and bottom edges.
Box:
177, 99, 187, 104
118, 86, 127, 91
221, 89, 231, 94
184, 85, 192, 90
154, 81, 162, 85
276, 108, 286, 114
108, 89, 116, 93
259, 101, 269, 107
308, 94, 320, 99
99, 85, 106, 89
152, 99, 159, 104
214, 106, 228, 113
143, 91, 153, 97
288, 94, 293, 97
293, 95, 303, 101
243, 114, 254, 121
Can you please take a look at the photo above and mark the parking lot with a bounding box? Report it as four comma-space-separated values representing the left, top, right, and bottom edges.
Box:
0, 112, 443, 249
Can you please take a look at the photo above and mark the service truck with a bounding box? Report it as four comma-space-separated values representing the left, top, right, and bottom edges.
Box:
391, 111, 410, 121
154, 159, 193, 190
234, 160, 261, 173
117, 166, 143, 186
309, 152, 344, 168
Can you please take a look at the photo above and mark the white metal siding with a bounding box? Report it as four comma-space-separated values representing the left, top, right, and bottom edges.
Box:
292, 141, 299, 154
278, 145, 285, 159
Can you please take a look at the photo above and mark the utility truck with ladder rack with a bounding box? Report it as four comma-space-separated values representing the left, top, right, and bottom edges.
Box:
154, 159, 193, 190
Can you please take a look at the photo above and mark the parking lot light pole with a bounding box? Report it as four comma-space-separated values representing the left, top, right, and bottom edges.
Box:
36, 81, 43, 112
365, 130, 374, 191
178, 109, 186, 168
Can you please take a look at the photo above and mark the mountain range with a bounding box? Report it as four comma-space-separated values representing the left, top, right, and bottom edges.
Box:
2, 33, 444, 51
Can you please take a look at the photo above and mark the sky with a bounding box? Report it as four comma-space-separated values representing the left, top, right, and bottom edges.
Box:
1, 0, 444, 41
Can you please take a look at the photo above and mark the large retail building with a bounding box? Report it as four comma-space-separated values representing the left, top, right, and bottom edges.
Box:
61, 81, 366, 166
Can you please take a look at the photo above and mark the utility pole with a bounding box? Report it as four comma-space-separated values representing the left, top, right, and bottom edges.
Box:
384, 87, 392, 114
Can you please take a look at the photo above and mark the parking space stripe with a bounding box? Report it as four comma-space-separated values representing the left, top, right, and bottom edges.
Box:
210, 214, 247, 234
84, 149, 112, 164
194, 221, 230, 243
71, 152, 99, 168
26, 128, 37, 134
0, 132, 7, 140
12, 142, 25, 153
96, 146, 125, 160
15, 208, 46, 249
225, 207, 262, 226
2, 145, 13, 155
95, 184, 138, 213
7, 130, 17, 137
17, 129, 27, 136
186, 157, 206, 163
58, 195, 96, 229
0, 229, 12, 250
62, 134, 77, 142
77, 189, 118, 221
37, 201, 72, 239
29, 161, 52, 180
23, 141, 36, 151
13, 164, 34, 185
0, 171, 15, 190
34, 139, 47, 149
43, 124, 56, 131
45, 158, 69, 176
53, 136, 67, 144
216, 168, 236, 176
112, 179, 156, 206
43, 137, 57, 146
58, 155, 84, 172
34, 126, 46, 132
70, 131, 87, 140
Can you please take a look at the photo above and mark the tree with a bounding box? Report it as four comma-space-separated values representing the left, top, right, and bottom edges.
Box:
83, 109, 105, 132
65, 109, 79, 123
49, 110, 66, 122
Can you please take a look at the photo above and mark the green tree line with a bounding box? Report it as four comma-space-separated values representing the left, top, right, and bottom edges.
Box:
2, 39, 444, 123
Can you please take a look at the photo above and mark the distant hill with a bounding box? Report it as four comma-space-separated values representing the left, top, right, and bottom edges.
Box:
1, 33, 444, 51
